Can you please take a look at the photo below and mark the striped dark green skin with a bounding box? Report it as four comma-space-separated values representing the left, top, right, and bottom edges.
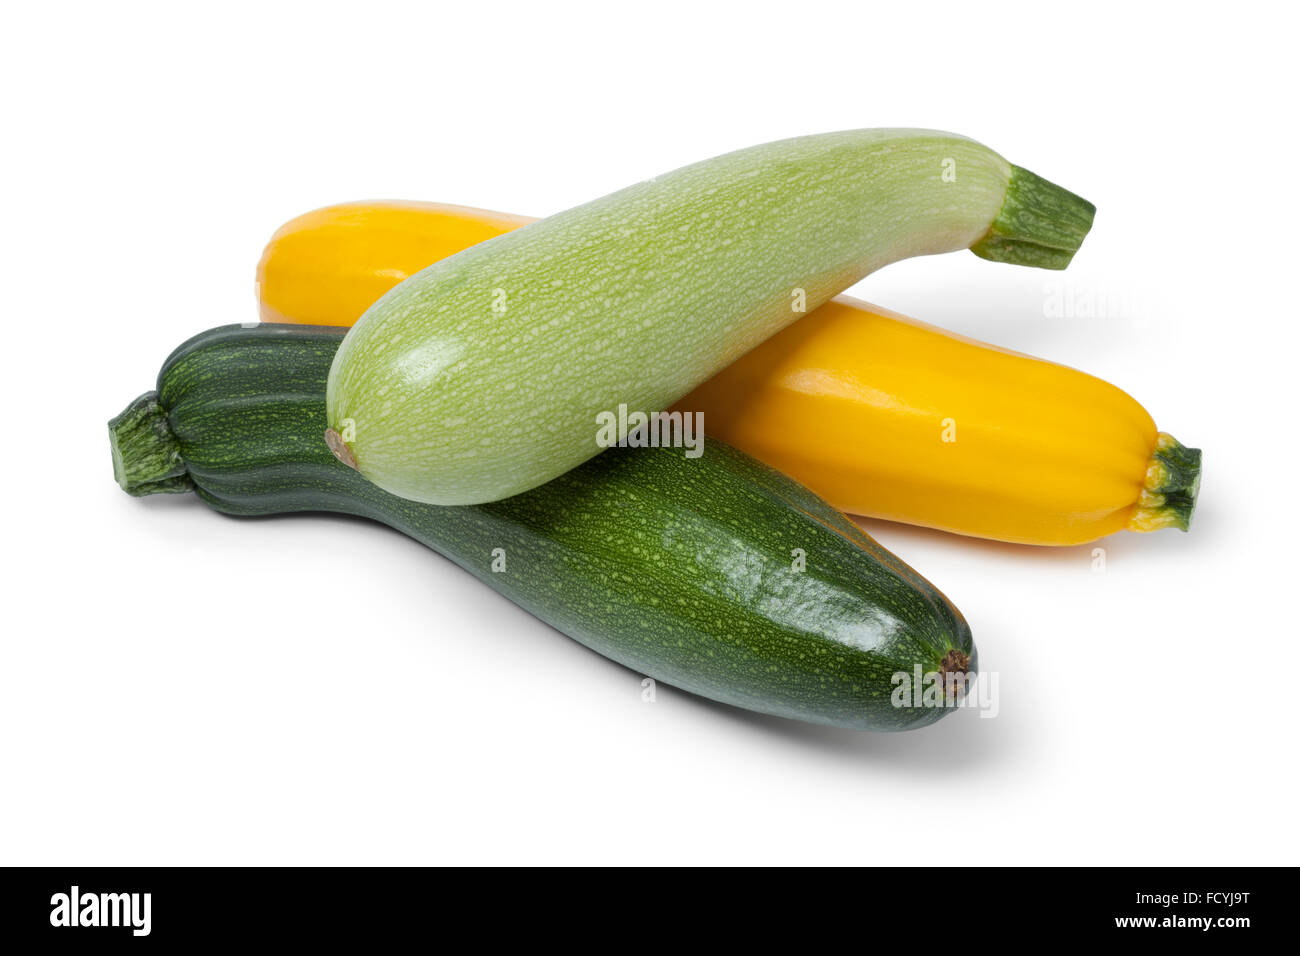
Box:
123, 323, 976, 730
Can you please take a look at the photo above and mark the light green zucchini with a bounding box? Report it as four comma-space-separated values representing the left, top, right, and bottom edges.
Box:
326, 128, 1095, 505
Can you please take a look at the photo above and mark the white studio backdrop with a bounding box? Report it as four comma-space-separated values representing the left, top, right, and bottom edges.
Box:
0, 1, 1294, 864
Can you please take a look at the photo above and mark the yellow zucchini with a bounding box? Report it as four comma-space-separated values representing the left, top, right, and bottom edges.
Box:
256, 201, 533, 326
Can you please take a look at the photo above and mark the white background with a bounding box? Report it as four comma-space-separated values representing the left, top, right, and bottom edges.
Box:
2, 1, 1295, 865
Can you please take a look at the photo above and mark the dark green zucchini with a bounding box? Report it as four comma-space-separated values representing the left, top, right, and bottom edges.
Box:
109, 323, 976, 730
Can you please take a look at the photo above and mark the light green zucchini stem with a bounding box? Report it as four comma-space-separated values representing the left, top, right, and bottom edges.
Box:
971, 165, 1097, 270
1128, 433, 1202, 533
108, 391, 194, 496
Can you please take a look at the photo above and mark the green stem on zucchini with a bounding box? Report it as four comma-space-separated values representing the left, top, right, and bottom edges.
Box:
971, 165, 1097, 270
1128, 433, 1203, 532
108, 391, 193, 496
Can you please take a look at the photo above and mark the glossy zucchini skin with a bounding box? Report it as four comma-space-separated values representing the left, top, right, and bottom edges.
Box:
131, 323, 976, 730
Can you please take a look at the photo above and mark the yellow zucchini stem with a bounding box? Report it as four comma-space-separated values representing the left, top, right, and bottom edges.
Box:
1128, 433, 1202, 532
108, 392, 192, 496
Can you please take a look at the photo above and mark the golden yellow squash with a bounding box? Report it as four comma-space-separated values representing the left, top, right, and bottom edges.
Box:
255, 201, 1200, 546
256, 201, 533, 326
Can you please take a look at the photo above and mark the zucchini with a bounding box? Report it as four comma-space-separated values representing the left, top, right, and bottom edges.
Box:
110, 323, 978, 731
326, 128, 1095, 504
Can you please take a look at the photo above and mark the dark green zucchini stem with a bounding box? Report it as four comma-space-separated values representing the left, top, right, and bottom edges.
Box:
971, 165, 1097, 270
108, 391, 193, 496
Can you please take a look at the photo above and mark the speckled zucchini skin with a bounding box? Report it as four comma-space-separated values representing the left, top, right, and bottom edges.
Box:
327, 129, 1094, 505
147, 323, 976, 730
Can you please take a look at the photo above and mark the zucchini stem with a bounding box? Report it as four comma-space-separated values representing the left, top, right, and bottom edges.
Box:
108, 391, 193, 496
971, 165, 1097, 270
1128, 433, 1202, 533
